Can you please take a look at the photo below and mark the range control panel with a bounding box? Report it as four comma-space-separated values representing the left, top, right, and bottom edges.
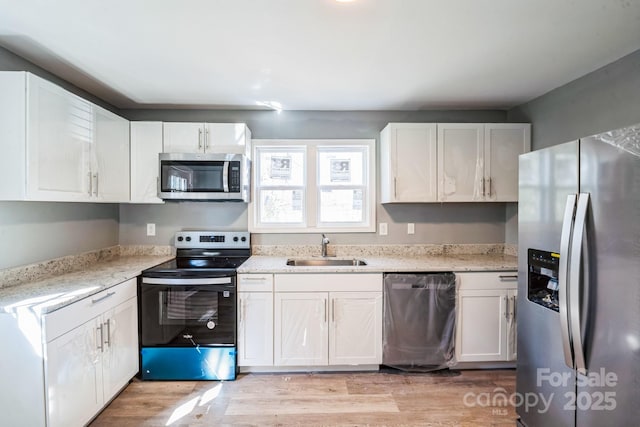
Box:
174, 231, 250, 249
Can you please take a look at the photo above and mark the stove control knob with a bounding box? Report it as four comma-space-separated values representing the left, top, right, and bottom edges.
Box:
185, 236, 191, 242
241, 236, 247, 242
207, 320, 216, 330
177, 236, 183, 242
233, 236, 239, 242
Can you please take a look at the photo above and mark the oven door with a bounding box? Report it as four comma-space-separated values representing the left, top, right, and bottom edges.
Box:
139, 276, 236, 347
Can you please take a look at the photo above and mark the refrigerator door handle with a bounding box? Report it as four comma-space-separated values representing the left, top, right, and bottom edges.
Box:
559, 194, 577, 369
570, 193, 590, 375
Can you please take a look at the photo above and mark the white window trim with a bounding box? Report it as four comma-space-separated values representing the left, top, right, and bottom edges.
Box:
249, 139, 376, 233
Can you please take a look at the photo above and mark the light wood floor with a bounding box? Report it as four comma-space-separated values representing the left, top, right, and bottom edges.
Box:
90, 369, 517, 426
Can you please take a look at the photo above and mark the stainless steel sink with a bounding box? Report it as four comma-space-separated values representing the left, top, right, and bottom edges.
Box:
285, 258, 368, 267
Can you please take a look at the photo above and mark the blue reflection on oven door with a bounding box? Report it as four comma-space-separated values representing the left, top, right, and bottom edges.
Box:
140, 347, 237, 380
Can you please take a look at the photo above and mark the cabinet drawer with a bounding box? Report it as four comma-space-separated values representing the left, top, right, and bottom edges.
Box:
275, 273, 382, 292
456, 272, 518, 291
44, 278, 136, 342
238, 274, 273, 292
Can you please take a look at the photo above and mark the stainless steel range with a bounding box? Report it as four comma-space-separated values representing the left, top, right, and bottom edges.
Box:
138, 231, 250, 380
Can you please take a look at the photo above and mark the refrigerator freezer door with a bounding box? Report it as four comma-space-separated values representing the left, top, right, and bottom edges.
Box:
576, 133, 640, 426
517, 141, 578, 427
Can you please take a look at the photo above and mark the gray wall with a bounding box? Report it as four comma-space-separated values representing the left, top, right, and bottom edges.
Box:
0, 202, 119, 270
0, 46, 122, 269
508, 49, 640, 150
119, 109, 509, 246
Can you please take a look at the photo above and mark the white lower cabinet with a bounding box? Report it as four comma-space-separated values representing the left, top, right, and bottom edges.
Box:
237, 274, 274, 367
455, 272, 517, 363
0, 278, 139, 427
273, 274, 383, 367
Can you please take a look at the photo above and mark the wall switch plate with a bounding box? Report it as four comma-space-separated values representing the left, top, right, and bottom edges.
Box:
407, 223, 415, 234
146, 223, 156, 236
379, 222, 388, 236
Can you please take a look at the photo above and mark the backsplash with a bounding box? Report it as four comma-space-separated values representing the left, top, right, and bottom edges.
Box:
252, 243, 517, 257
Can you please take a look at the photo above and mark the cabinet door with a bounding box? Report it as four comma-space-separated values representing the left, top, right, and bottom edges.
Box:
238, 292, 274, 366
274, 292, 328, 366
381, 123, 437, 202
455, 289, 508, 362
163, 122, 204, 153
329, 292, 382, 365
101, 297, 139, 402
484, 124, 531, 201
204, 123, 250, 154
94, 106, 130, 202
130, 121, 164, 203
507, 289, 517, 361
46, 317, 103, 427
437, 124, 484, 201
27, 74, 92, 201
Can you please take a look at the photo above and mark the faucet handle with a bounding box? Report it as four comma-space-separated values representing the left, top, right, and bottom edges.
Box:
322, 233, 330, 243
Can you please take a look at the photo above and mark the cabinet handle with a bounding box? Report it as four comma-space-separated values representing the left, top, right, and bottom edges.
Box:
88, 172, 92, 195
324, 299, 328, 323
511, 295, 516, 320
504, 296, 508, 319
104, 319, 111, 347
242, 277, 266, 281
205, 128, 210, 150
91, 291, 116, 304
93, 173, 99, 196
96, 324, 104, 352
332, 299, 335, 323
482, 178, 486, 197
499, 275, 518, 280
393, 177, 397, 199
488, 177, 492, 197
239, 297, 243, 323
198, 128, 203, 150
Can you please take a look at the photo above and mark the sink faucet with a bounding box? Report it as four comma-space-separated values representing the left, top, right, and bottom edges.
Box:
321, 234, 330, 257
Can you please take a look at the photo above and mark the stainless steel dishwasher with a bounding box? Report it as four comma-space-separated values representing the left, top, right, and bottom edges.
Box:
382, 272, 456, 371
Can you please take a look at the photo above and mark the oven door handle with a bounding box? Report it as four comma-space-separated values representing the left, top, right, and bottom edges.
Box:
142, 277, 233, 285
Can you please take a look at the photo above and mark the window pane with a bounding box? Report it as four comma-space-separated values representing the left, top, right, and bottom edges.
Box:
319, 188, 364, 223
318, 148, 365, 186
259, 189, 304, 224
257, 148, 305, 186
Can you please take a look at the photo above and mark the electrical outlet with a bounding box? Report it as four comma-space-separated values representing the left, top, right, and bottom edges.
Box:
146, 223, 156, 236
407, 223, 415, 234
379, 222, 388, 236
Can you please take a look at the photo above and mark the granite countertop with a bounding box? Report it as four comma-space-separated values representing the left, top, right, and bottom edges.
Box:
237, 253, 518, 274
0, 254, 172, 316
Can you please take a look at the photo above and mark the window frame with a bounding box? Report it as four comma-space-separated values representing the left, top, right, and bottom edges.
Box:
249, 139, 376, 233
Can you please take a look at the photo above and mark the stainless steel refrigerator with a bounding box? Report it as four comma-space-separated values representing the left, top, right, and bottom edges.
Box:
516, 124, 640, 426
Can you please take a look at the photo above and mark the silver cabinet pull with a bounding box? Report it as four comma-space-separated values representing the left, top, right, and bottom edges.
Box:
88, 171, 92, 195
198, 128, 203, 150
393, 177, 397, 199
104, 319, 111, 347
91, 291, 116, 304
93, 173, 99, 196
96, 324, 104, 352
499, 275, 518, 280
205, 127, 210, 150
238, 297, 244, 323
488, 177, 492, 197
324, 299, 328, 323
504, 295, 509, 319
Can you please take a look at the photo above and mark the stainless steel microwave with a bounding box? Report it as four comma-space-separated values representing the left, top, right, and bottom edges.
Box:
158, 153, 250, 202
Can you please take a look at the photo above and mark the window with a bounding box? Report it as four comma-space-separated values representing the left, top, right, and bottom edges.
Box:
250, 139, 376, 233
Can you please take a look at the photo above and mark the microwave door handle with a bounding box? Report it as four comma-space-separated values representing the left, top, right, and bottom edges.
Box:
223, 161, 229, 192
559, 194, 577, 369
570, 193, 589, 375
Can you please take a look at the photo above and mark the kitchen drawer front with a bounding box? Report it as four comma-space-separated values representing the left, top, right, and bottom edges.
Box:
238, 273, 273, 292
275, 273, 382, 292
44, 278, 136, 342
456, 272, 518, 291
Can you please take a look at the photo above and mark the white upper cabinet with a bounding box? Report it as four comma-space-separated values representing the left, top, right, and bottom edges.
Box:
130, 121, 164, 203
484, 124, 531, 201
380, 123, 437, 203
93, 105, 130, 202
163, 122, 251, 156
0, 71, 130, 202
437, 123, 530, 202
437, 124, 485, 202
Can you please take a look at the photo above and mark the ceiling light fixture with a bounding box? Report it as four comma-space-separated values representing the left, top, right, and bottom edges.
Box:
256, 100, 283, 113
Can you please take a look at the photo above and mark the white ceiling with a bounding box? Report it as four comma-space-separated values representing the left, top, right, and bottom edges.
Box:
0, 0, 639, 111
